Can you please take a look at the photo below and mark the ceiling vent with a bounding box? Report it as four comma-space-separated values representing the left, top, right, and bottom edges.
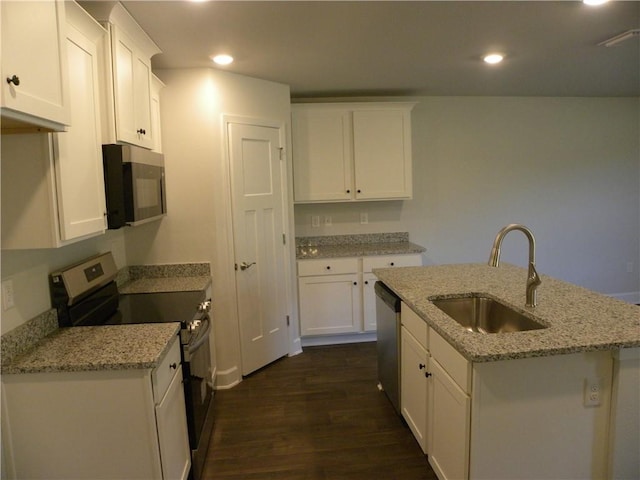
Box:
598, 29, 640, 47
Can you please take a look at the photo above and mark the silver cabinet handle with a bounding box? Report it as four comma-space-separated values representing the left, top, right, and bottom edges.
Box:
240, 261, 256, 271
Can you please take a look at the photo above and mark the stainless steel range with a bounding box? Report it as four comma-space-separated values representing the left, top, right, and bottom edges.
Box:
50, 252, 214, 480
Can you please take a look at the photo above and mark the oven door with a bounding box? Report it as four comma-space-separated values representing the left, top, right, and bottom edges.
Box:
183, 315, 214, 480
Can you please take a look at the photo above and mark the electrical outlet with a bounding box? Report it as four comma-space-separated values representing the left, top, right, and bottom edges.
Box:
2, 280, 15, 311
584, 378, 602, 407
324, 216, 332, 227
360, 212, 368, 224
311, 215, 320, 228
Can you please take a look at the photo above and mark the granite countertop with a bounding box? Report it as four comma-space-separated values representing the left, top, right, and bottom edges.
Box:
296, 232, 425, 259
2, 323, 180, 375
119, 276, 211, 294
374, 263, 640, 363
297, 241, 425, 259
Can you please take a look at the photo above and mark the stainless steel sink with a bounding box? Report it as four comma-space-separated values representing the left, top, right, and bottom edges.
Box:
431, 296, 547, 334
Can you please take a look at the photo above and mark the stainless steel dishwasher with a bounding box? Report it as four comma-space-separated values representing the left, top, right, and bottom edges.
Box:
375, 281, 402, 414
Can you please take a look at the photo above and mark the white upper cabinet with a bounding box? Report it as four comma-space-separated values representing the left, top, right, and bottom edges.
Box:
150, 74, 165, 153
1, 0, 71, 131
82, 2, 161, 149
1, 3, 107, 249
292, 102, 415, 203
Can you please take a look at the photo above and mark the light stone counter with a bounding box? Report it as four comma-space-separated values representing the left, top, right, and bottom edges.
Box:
1, 323, 180, 374
374, 263, 640, 362
296, 232, 425, 259
119, 276, 211, 294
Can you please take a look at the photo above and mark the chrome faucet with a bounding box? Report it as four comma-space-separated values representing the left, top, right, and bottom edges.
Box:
488, 224, 541, 307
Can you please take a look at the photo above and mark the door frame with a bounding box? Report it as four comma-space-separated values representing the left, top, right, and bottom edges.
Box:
220, 114, 301, 376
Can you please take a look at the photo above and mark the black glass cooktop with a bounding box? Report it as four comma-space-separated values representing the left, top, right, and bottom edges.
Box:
106, 290, 206, 325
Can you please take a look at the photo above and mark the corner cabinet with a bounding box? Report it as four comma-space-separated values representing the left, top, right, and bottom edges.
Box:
1, 0, 71, 131
1, 337, 191, 480
292, 102, 415, 203
1, 4, 107, 249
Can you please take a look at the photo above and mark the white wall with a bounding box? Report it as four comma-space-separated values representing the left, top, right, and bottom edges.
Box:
295, 97, 640, 300
124, 68, 295, 387
0, 230, 127, 335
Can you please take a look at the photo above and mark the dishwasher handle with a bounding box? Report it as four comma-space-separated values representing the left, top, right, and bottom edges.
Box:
374, 281, 401, 313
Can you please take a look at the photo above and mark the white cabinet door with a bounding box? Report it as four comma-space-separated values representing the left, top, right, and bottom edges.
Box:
292, 107, 352, 202
353, 108, 412, 200
155, 369, 191, 480
298, 273, 361, 335
362, 254, 422, 332
0, 0, 70, 130
362, 273, 378, 332
429, 358, 471, 480
1, 5, 107, 249
292, 103, 414, 203
54, 5, 107, 241
112, 25, 153, 148
150, 74, 165, 153
401, 326, 429, 454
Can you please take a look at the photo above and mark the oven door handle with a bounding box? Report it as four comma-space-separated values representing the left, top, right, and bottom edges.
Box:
188, 315, 212, 354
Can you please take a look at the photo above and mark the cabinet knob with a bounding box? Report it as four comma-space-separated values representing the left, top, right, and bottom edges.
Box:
357, 189, 361, 193
425, 372, 432, 378
390, 262, 395, 266
353, 281, 358, 286
137, 128, 146, 135
6, 75, 20, 86
169, 363, 177, 370
364, 280, 369, 285
326, 265, 331, 270
419, 363, 425, 370
346, 189, 351, 194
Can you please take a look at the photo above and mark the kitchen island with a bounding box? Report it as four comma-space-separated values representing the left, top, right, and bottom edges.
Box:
374, 263, 639, 480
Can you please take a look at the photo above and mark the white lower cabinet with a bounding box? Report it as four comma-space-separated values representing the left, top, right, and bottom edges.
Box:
401, 327, 429, 453
297, 253, 422, 337
429, 358, 471, 480
298, 271, 361, 335
400, 305, 619, 480
1, 337, 190, 480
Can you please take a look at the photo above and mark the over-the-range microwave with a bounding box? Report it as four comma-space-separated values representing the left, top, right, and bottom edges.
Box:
102, 144, 166, 229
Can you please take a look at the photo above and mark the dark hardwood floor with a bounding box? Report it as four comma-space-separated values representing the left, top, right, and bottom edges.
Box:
202, 342, 437, 480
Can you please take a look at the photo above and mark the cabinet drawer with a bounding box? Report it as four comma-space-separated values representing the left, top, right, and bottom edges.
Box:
152, 336, 181, 402
363, 254, 422, 273
298, 257, 359, 276
429, 329, 471, 394
401, 303, 428, 349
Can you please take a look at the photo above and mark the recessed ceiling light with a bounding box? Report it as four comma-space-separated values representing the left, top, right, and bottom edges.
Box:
483, 53, 504, 65
583, 0, 609, 6
212, 54, 234, 66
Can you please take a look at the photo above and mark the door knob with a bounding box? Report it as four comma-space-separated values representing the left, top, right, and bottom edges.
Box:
240, 261, 256, 271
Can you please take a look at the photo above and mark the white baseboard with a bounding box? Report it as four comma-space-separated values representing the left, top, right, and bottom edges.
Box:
607, 291, 640, 305
289, 336, 303, 357
213, 365, 241, 390
301, 332, 377, 347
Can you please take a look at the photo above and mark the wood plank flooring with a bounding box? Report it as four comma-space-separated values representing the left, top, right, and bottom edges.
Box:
202, 342, 437, 480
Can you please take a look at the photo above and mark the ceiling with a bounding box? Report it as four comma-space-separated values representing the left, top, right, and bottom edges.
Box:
119, 0, 640, 98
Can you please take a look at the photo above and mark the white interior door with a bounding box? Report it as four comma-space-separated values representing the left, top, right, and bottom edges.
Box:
228, 122, 289, 375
